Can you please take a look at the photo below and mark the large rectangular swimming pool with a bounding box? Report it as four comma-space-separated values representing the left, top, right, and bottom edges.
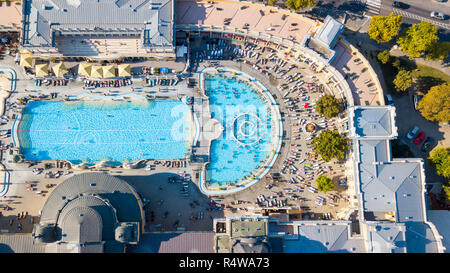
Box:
17, 100, 194, 165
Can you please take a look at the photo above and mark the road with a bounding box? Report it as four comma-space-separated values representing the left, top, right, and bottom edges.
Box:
380, 0, 450, 30
315, 0, 450, 39
390, 89, 450, 183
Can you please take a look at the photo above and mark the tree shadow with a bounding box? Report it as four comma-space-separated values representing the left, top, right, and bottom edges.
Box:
307, 1, 345, 20
336, 1, 366, 14
415, 76, 445, 94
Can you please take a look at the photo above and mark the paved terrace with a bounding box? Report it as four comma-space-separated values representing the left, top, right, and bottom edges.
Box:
332, 41, 383, 106
55, 36, 149, 59
177, 0, 316, 44
0, 1, 22, 32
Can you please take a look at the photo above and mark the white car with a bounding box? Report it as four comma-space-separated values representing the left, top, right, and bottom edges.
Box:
407, 126, 420, 140
431, 12, 445, 20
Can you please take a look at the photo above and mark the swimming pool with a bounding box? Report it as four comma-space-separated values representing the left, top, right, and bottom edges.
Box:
202, 68, 281, 190
17, 99, 194, 165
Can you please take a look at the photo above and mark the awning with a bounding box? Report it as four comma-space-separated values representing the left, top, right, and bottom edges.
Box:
77, 63, 92, 77
117, 64, 131, 77
90, 66, 103, 78
51, 62, 68, 77
19, 54, 33, 68
102, 65, 116, 78
35, 64, 49, 77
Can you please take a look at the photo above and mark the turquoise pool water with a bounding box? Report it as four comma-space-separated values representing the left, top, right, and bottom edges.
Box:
204, 72, 273, 185
18, 100, 193, 165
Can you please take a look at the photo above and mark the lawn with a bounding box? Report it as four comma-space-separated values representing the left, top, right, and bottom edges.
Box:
411, 64, 449, 94
412, 64, 450, 83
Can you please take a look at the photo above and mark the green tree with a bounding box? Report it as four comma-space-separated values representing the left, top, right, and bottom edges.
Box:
417, 83, 450, 123
312, 130, 349, 162
368, 13, 403, 43
315, 94, 341, 118
393, 69, 412, 92
443, 184, 450, 201
268, 0, 276, 6
316, 175, 335, 193
428, 147, 450, 178
397, 21, 440, 59
426, 41, 450, 61
285, 0, 315, 11
377, 50, 391, 64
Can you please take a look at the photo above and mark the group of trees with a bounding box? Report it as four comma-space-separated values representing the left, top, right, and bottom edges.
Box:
312, 130, 349, 162
377, 50, 391, 65
369, 13, 449, 61
417, 83, 450, 123
429, 147, 450, 179
316, 175, 334, 193
428, 147, 450, 201
268, 0, 277, 6
393, 69, 412, 92
285, 0, 315, 11
315, 94, 342, 119
368, 13, 403, 44
397, 21, 450, 60
377, 50, 413, 92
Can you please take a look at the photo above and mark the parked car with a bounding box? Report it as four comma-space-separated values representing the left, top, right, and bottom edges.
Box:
414, 132, 426, 145
386, 94, 394, 106
421, 137, 434, 152
413, 94, 422, 110
430, 12, 445, 20
392, 1, 407, 9
407, 126, 420, 140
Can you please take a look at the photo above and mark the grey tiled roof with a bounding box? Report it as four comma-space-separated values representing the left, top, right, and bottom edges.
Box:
404, 222, 440, 253
349, 106, 442, 252
315, 16, 344, 47
230, 237, 271, 253
58, 198, 106, 243
282, 222, 365, 253
36, 173, 143, 252
357, 144, 424, 222
21, 0, 175, 49
353, 108, 392, 137
40, 173, 142, 226
366, 222, 407, 253
128, 232, 215, 253
358, 140, 390, 163
0, 234, 45, 253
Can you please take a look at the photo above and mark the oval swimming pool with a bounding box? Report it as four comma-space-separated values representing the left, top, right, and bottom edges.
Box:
202, 68, 282, 192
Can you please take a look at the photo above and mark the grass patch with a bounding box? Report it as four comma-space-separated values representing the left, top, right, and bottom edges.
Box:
412, 64, 449, 94
376, 54, 449, 95
412, 64, 450, 83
